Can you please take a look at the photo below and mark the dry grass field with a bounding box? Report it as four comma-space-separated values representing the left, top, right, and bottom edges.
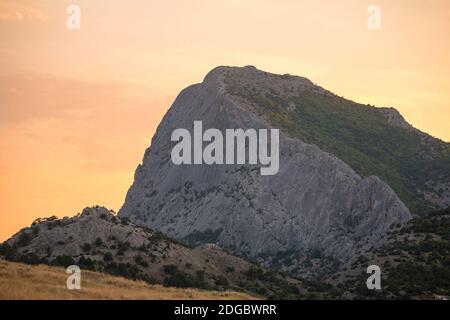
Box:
0, 259, 257, 300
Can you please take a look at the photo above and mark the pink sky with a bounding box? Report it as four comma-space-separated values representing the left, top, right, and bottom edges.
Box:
1, 0, 449, 240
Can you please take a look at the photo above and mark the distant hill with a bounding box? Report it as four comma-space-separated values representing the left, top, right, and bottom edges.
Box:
0, 206, 337, 299
329, 207, 450, 299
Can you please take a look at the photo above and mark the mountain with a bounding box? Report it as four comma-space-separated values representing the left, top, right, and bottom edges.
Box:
2, 66, 448, 299
116, 65, 450, 277
221, 66, 450, 213
0, 206, 337, 299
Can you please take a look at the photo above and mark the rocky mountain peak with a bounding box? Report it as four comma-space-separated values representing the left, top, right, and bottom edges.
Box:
118, 65, 414, 278
204, 65, 332, 100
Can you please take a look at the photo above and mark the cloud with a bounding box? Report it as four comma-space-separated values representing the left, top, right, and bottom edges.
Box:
0, 71, 170, 173
0, 1, 48, 22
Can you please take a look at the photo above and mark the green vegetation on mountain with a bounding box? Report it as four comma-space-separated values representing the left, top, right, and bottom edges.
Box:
337, 207, 450, 299
235, 88, 450, 213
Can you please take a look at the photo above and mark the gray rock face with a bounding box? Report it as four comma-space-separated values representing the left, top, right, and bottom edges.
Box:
119, 66, 411, 271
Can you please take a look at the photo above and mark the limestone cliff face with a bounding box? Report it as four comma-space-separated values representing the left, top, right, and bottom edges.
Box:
119, 66, 411, 272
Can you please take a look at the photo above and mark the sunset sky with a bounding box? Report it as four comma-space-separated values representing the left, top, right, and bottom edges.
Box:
1, 0, 449, 241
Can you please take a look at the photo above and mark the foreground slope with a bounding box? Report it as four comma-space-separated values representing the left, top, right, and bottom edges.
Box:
0, 259, 255, 300
119, 66, 412, 277
1, 206, 335, 299
2, 206, 447, 299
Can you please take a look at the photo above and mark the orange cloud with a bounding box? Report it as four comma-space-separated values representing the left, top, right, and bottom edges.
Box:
0, 1, 48, 22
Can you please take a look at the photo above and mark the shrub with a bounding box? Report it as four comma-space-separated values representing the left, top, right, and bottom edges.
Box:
134, 255, 148, 267
163, 273, 194, 288
162, 264, 196, 288
17, 232, 33, 247
79, 256, 96, 270
215, 275, 229, 286
163, 265, 179, 275
94, 237, 103, 247
225, 266, 235, 273
53, 255, 75, 267
193, 270, 209, 289
15, 253, 42, 265
103, 252, 113, 262
117, 242, 130, 256
243, 266, 266, 280
0, 243, 16, 260
82, 243, 92, 252
105, 262, 141, 280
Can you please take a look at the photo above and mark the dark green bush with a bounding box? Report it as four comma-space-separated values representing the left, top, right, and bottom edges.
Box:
53, 255, 75, 267
103, 252, 113, 262
94, 237, 103, 247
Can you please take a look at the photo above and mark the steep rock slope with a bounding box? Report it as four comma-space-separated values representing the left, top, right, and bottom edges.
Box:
119, 66, 412, 276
